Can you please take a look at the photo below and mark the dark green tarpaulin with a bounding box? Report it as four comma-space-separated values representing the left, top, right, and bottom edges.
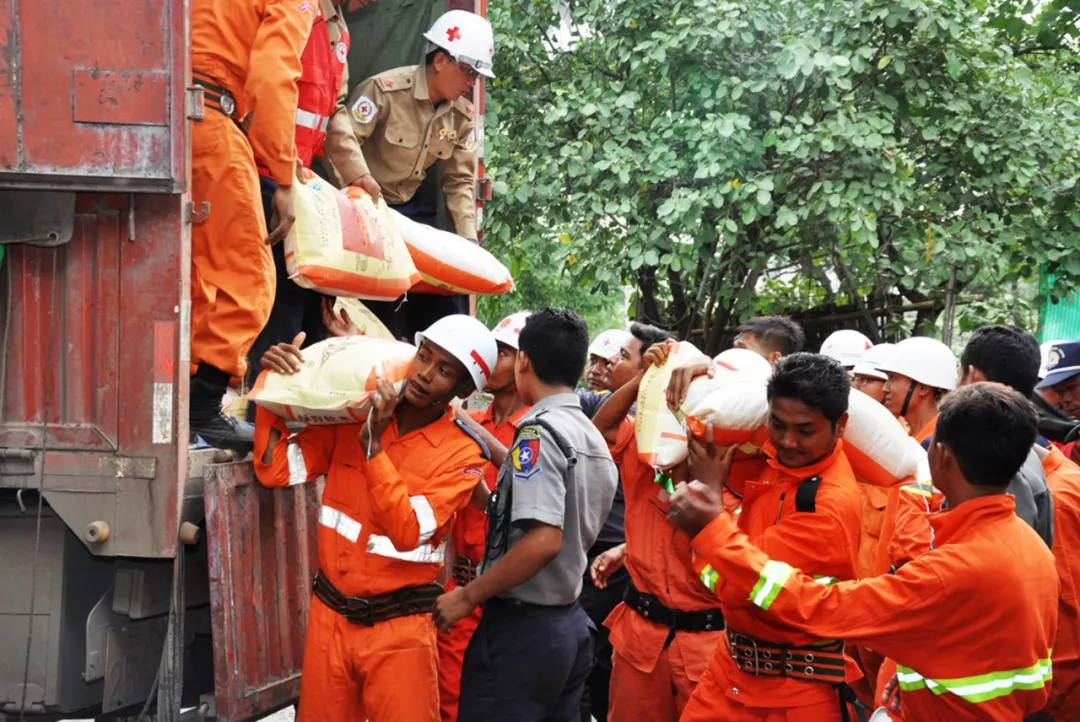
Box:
343, 0, 444, 94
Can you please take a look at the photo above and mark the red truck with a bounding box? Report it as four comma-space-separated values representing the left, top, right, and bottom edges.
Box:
0, 1, 488, 719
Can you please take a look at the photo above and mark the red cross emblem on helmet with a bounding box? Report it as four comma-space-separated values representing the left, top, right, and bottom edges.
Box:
447, 26, 461, 42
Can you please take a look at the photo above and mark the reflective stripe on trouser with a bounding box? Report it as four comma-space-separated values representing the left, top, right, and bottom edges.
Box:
189, 111, 274, 377
298, 595, 440, 722
895, 657, 1052, 704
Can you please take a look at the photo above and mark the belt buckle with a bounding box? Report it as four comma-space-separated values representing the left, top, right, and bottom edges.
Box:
220, 90, 236, 117
345, 596, 374, 626
730, 632, 761, 677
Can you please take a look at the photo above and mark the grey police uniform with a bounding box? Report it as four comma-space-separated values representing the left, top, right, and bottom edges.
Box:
458, 392, 618, 721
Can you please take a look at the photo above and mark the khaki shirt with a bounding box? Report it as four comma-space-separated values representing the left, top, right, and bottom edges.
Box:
327, 64, 478, 239
321, 0, 367, 184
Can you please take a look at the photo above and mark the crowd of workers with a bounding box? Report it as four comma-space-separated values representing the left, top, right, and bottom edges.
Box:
185, 2, 1080, 720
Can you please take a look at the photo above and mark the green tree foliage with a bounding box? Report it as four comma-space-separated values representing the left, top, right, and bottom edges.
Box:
482, 0, 1080, 353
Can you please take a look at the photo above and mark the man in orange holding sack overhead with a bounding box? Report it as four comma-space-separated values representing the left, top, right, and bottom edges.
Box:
436, 310, 532, 722
252, 314, 497, 722
189, 0, 313, 452
669, 383, 1058, 721
668, 352, 866, 721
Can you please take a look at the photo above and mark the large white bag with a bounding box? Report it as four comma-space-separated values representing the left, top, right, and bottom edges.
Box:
634, 342, 711, 468
285, 171, 421, 299
389, 208, 514, 295
248, 336, 416, 424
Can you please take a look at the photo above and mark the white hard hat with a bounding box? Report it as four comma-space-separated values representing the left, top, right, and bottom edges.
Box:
424, 10, 495, 78
588, 329, 632, 361
820, 329, 873, 367
877, 337, 957, 391
1039, 340, 1065, 380
491, 311, 531, 350
851, 343, 895, 381
713, 348, 773, 376
415, 314, 498, 391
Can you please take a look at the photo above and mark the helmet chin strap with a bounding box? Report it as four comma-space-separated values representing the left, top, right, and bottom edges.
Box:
487, 379, 516, 395
899, 381, 918, 419
428, 381, 473, 410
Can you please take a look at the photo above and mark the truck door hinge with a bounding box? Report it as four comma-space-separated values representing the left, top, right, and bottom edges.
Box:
186, 201, 211, 225
186, 86, 206, 121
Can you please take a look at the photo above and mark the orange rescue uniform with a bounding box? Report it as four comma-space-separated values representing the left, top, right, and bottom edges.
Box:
253, 406, 487, 722
691, 494, 1058, 721
604, 419, 742, 722
436, 403, 530, 722
190, 0, 312, 377
681, 441, 864, 722
1040, 446, 1080, 720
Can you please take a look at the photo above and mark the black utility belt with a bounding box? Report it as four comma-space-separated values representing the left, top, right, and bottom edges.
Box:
452, 555, 479, 588
192, 74, 240, 120
624, 581, 724, 633
726, 629, 847, 684
312, 571, 442, 627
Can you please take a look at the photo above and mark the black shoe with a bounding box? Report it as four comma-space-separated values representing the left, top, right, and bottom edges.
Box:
190, 376, 254, 455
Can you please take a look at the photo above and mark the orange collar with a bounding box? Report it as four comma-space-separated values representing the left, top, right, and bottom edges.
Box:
929, 494, 1016, 547
763, 439, 846, 481
914, 416, 938, 444
475, 400, 530, 432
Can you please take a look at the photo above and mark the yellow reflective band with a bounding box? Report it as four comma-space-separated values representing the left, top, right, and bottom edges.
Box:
896, 657, 1052, 704
700, 564, 720, 593
749, 560, 793, 611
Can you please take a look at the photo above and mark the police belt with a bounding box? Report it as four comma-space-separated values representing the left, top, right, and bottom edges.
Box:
725, 629, 847, 683
192, 73, 239, 119
312, 571, 442, 627
452, 555, 479, 588
624, 581, 724, 633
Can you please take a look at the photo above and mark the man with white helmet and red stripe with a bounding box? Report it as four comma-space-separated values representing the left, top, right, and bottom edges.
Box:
878, 336, 958, 444
850, 343, 894, 404
585, 329, 633, 393
253, 314, 498, 722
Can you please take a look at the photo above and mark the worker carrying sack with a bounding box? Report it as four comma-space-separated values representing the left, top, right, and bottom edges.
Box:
285, 170, 421, 300
634, 341, 712, 468
389, 208, 514, 295
247, 335, 416, 424
657, 354, 925, 487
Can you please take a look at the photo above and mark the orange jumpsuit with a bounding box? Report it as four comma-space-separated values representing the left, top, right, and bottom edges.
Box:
681, 441, 864, 722
1040, 446, 1080, 720
604, 419, 744, 722
253, 406, 487, 722
690, 494, 1059, 721
190, 0, 312, 377
436, 403, 531, 722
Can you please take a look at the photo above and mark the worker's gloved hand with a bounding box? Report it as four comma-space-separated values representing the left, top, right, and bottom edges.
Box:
266, 184, 297, 245
666, 480, 722, 537
352, 173, 382, 203
261, 332, 306, 374
590, 543, 626, 589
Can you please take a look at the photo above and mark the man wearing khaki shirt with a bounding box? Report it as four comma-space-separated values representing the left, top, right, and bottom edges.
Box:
325, 9, 494, 339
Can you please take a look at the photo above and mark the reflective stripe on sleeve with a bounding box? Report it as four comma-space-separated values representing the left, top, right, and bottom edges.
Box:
896, 657, 1052, 704
295, 108, 330, 132
700, 564, 719, 593
411, 495, 438, 543
749, 560, 793, 611
287, 441, 308, 486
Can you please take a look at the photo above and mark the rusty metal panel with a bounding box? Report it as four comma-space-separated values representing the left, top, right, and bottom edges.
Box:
0, 192, 191, 558
204, 462, 322, 722
0, 0, 188, 191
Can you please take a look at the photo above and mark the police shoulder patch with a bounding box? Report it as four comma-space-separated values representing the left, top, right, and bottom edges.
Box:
511, 426, 542, 480
350, 95, 377, 125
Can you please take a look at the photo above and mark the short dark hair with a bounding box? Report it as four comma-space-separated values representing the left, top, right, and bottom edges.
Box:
630, 322, 671, 356
519, 308, 590, 388
935, 383, 1038, 487
737, 315, 805, 356
767, 353, 850, 424
425, 48, 447, 66
960, 325, 1041, 398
